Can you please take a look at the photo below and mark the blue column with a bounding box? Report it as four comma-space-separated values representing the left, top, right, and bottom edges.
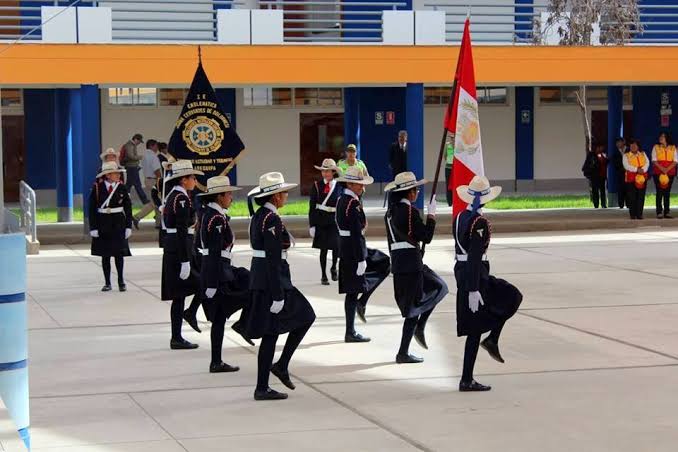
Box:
344, 88, 361, 156
70, 88, 84, 204
215, 88, 238, 185
515, 87, 534, 186
0, 233, 30, 451
341, 0, 410, 41
514, 0, 534, 42
405, 83, 424, 209
24, 90, 57, 193
81, 85, 102, 220
607, 86, 624, 206
55, 89, 74, 222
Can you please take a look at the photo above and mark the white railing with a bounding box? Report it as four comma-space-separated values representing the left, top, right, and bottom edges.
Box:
19, 181, 37, 245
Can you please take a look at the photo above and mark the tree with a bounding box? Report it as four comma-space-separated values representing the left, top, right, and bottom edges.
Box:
533, 0, 642, 153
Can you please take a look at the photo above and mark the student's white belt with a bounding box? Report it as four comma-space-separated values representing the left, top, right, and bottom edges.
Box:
456, 254, 488, 262
198, 248, 233, 259
97, 207, 124, 214
316, 204, 336, 213
390, 242, 416, 251
339, 230, 351, 237
165, 227, 196, 235
252, 249, 288, 260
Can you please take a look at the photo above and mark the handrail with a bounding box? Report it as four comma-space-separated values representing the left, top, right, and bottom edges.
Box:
19, 181, 37, 244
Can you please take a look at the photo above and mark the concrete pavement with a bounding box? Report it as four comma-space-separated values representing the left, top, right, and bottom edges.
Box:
3, 228, 678, 451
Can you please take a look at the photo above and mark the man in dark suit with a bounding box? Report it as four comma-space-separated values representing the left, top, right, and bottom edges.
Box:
389, 130, 408, 179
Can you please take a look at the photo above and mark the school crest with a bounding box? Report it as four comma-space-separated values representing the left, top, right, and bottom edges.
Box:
183, 116, 225, 156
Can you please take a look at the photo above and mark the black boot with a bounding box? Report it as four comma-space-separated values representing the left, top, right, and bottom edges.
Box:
345, 332, 371, 343
170, 338, 199, 350
254, 387, 288, 401
414, 325, 428, 350
210, 361, 239, 373
183, 310, 201, 333
101, 284, 112, 292
459, 380, 491, 392
396, 353, 424, 364
481, 337, 505, 364
270, 362, 296, 390
356, 304, 367, 323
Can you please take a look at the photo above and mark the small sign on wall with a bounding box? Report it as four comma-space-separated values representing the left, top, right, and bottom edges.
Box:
375, 111, 384, 125
386, 111, 395, 125
521, 109, 531, 125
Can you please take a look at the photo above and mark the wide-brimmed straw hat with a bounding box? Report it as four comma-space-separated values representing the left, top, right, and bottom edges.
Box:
336, 166, 374, 185
165, 160, 204, 182
161, 156, 177, 171
198, 175, 241, 196
456, 176, 502, 205
97, 161, 126, 178
248, 172, 298, 198
314, 158, 342, 174
100, 147, 119, 161
385, 171, 427, 192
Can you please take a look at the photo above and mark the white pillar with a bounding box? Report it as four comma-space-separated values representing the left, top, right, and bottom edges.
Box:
251, 9, 284, 45
217, 10, 251, 44
41, 6, 77, 43
415, 10, 446, 45
77, 7, 112, 43
382, 11, 414, 45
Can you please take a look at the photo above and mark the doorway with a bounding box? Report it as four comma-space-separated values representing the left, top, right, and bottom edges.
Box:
299, 113, 344, 195
590, 109, 633, 148
2, 115, 25, 202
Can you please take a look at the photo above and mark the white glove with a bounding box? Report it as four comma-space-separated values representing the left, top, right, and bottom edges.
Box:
89, 230, 99, 238
356, 260, 367, 276
468, 291, 484, 314
205, 288, 217, 299
125, 228, 132, 239
270, 299, 284, 314
428, 199, 437, 216
309, 227, 316, 238
179, 262, 191, 280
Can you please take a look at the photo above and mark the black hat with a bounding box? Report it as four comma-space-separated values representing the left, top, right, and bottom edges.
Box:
132, 133, 144, 142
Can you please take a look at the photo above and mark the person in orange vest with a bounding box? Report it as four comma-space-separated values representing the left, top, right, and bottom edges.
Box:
623, 139, 650, 220
651, 132, 677, 219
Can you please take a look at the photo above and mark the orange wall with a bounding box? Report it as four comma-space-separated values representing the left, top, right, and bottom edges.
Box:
0, 44, 676, 86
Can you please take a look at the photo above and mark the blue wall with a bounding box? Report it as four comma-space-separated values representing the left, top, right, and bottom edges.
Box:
342, 0, 411, 40
632, 86, 678, 155
24, 90, 57, 190
514, 87, 534, 180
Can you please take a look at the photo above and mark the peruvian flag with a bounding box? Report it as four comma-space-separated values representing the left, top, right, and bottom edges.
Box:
446, 18, 485, 217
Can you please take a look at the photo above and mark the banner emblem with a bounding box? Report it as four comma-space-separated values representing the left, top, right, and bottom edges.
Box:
183, 116, 224, 156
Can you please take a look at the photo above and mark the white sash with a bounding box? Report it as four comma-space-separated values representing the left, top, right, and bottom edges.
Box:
100, 183, 119, 210
320, 180, 336, 209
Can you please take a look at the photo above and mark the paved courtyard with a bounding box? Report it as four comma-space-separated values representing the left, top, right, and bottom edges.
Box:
3, 227, 678, 451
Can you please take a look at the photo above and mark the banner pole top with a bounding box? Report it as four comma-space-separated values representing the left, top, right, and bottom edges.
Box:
198, 45, 202, 64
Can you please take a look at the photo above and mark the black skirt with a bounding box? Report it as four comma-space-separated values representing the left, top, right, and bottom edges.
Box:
312, 224, 339, 251
393, 265, 448, 318
91, 229, 131, 258
339, 248, 390, 296
455, 271, 523, 337
161, 251, 199, 301
234, 286, 316, 339
210, 266, 251, 319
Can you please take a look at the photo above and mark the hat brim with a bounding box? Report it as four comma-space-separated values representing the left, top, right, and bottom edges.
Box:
385, 178, 427, 193
99, 152, 119, 159
456, 185, 502, 205
336, 175, 374, 185
197, 186, 242, 196
165, 169, 205, 182
314, 165, 341, 173
249, 182, 298, 198
96, 167, 126, 178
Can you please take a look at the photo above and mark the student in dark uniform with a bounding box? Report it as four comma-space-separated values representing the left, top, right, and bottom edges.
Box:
154, 158, 175, 248
384, 172, 448, 363
453, 176, 523, 392
236, 172, 316, 401
197, 176, 251, 373
335, 166, 390, 343
161, 160, 204, 350
309, 159, 342, 285
89, 161, 133, 292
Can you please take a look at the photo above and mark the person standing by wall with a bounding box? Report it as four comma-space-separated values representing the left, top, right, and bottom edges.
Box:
592, 143, 608, 209
121, 133, 151, 209
338, 144, 369, 177
651, 132, 677, 219
623, 139, 650, 220
444, 137, 455, 207
389, 130, 408, 179
612, 137, 628, 209
132, 139, 162, 229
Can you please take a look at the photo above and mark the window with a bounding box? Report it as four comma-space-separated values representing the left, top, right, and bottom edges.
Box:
539, 87, 561, 103
244, 88, 292, 106
0, 89, 22, 107
244, 87, 342, 107
539, 86, 633, 105
159, 88, 188, 106
108, 88, 157, 106
295, 88, 342, 106
424, 86, 507, 105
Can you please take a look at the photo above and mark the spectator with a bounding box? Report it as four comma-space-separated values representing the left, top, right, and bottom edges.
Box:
132, 139, 162, 229
651, 132, 677, 219
623, 139, 649, 220
591, 143, 608, 208
389, 130, 408, 179
157, 142, 171, 166
444, 136, 455, 207
612, 137, 628, 209
338, 144, 369, 176
121, 133, 150, 208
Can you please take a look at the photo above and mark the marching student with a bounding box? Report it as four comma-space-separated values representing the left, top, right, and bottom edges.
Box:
651, 132, 677, 219
153, 158, 175, 248
88, 161, 132, 292
308, 159, 342, 285
336, 166, 390, 343
384, 172, 448, 364
197, 176, 251, 373
236, 172, 316, 401
453, 176, 523, 392
161, 160, 204, 350
623, 139, 650, 220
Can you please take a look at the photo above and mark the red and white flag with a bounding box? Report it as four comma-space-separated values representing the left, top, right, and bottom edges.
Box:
445, 18, 485, 217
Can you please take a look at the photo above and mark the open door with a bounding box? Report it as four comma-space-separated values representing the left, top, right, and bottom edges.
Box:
299, 113, 344, 195
2, 115, 25, 202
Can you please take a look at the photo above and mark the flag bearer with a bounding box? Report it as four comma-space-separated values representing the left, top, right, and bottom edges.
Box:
623, 139, 650, 220
453, 176, 523, 392
384, 172, 448, 364
236, 172, 316, 401
309, 159, 342, 285
651, 132, 677, 219
89, 161, 133, 292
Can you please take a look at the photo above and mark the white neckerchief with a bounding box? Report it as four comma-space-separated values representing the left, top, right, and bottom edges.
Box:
208, 202, 225, 216
400, 198, 411, 206
104, 181, 118, 192
264, 202, 278, 214
344, 188, 360, 200
172, 185, 188, 197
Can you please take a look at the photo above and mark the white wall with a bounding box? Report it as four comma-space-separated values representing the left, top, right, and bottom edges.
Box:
534, 100, 587, 180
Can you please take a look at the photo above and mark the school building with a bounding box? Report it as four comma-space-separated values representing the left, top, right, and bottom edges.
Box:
1, 0, 678, 209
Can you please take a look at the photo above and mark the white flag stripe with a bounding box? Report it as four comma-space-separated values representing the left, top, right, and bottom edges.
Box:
453, 87, 484, 177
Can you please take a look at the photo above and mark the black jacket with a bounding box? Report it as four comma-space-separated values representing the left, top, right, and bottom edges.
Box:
88, 181, 133, 235
336, 190, 367, 264
389, 142, 407, 175
385, 200, 435, 273
199, 204, 235, 290
163, 187, 195, 262
309, 179, 341, 227
453, 210, 490, 292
